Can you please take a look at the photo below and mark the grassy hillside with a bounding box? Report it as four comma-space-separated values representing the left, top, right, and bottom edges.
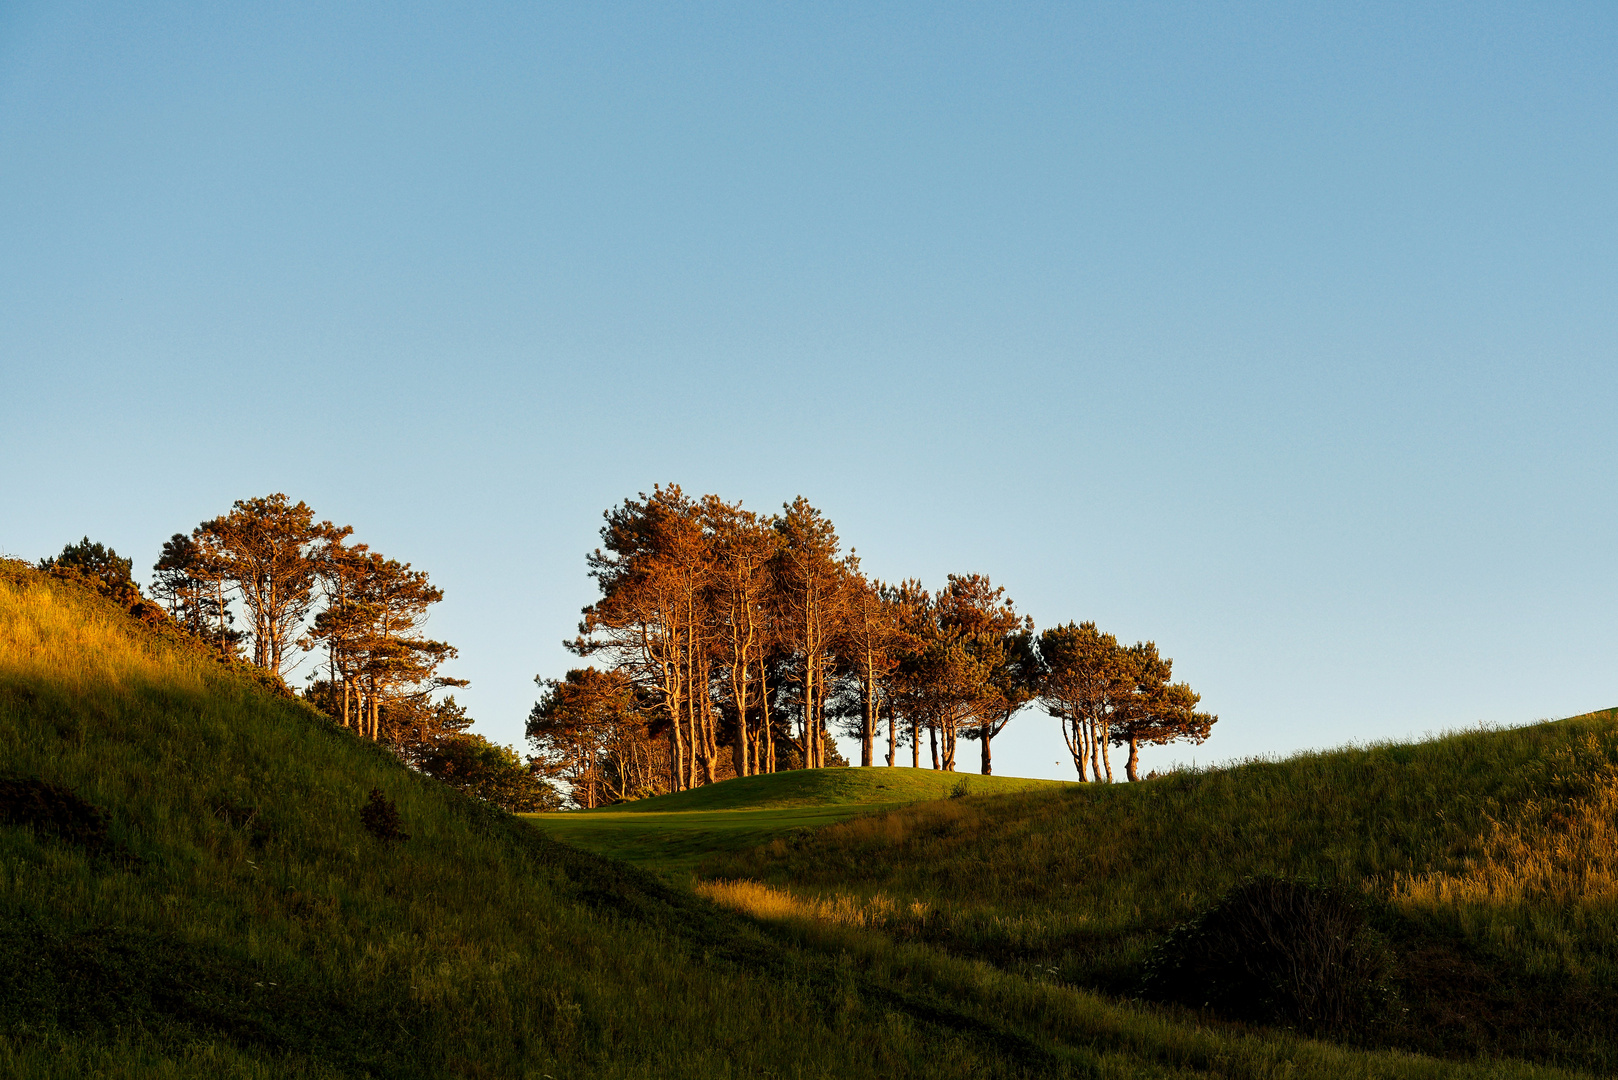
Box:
525, 768, 1065, 875
699, 711, 1618, 1070
0, 557, 1585, 1079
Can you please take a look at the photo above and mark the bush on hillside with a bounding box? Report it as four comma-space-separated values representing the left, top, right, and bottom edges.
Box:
38, 537, 133, 592
418, 734, 562, 813
1142, 876, 1396, 1036
359, 789, 409, 844
37, 537, 171, 629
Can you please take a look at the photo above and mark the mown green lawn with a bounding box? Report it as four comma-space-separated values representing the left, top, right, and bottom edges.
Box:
523, 767, 1065, 875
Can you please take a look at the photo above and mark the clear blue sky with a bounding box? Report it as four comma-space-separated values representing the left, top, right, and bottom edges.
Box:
4, 3, 1615, 779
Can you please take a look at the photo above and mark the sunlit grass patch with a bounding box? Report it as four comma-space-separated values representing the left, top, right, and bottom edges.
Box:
696, 877, 931, 932
1396, 732, 1618, 909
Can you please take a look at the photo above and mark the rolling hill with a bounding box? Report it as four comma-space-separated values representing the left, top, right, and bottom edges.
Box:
0, 556, 1586, 1079
694, 709, 1618, 1070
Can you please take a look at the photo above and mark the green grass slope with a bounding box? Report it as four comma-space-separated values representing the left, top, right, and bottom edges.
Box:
525, 768, 1064, 875
595, 767, 1067, 812
703, 712, 1618, 1071
0, 558, 1584, 1079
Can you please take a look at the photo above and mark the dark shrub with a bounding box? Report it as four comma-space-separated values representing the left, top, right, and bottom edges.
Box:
0, 777, 110, 852
359, 789, 409, 845
1142, 876, 1395, 1036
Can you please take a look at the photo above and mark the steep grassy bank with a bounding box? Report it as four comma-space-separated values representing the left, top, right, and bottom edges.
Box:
700, 711, 1618, 1069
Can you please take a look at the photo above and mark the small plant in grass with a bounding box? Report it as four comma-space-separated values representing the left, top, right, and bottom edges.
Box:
359, 788, 408, 844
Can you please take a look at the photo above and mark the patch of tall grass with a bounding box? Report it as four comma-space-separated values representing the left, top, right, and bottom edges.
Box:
695, 878, 932, 932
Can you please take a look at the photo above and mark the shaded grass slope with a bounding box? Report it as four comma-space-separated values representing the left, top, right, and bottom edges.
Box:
703, 710, 1618, 1070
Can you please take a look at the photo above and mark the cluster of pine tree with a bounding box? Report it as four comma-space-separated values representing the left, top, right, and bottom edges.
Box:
39, 494, 555, 812
529, 486, 1217, 809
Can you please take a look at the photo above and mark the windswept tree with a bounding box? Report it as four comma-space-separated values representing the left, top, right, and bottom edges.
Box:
881, 574, 1031, 773
152, 532, 239, 651
197, 494, 349, 677
970, 626, 1039, 776
529, 666, 662, 808
306, 548, 464, 740
835, 566, 906, 768
772, 497, 847, 770
1037, 621, 1125, 782
933, 574, 1034, 775
574, 486, 717, 791
355, 553, 464, 740
704, 496, 779, 777
1110, 641, 1217, 781
885, 580, 936, 768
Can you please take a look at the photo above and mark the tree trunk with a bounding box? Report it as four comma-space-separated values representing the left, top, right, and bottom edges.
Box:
1126, 736, 1139, 782
732, 670, 750, 779
929, 723, 939, 770
668, 721, 680, 792
885, 701, 896, 767
1066, 716, 1089, 782
981, 726, 992, 775
760, 662, 775, 773
911, 714, 920, 767
860, 672, 875, 768
699, 659, 717, 785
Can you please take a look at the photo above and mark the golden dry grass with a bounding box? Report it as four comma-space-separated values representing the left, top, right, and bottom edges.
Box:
695, 877, 931, 931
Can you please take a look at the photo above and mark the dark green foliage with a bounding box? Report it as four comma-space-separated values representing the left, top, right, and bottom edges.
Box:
38, 537, 133, 592
417, 733, 561, 813
1142, 877, 1395, 1035
359, 788, 408, 844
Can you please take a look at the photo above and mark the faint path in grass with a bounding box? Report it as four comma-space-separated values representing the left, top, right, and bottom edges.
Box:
521, 767, 1067, 876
